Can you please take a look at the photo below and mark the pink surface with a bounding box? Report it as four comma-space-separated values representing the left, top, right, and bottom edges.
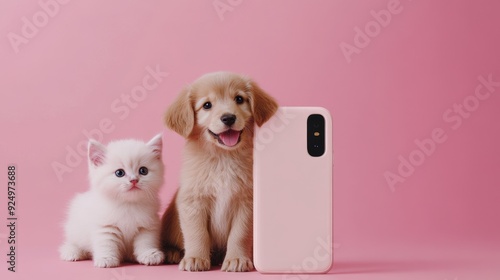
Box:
1, 0, 499, 279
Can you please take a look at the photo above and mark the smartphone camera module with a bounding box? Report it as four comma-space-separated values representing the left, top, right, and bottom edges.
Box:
307, 114, 325, 157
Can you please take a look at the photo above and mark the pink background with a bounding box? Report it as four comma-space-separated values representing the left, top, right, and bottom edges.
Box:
1, 0, 499, 279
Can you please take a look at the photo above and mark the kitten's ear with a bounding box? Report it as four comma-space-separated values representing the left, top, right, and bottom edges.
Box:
164, 86, 195, 138
247, 79, 279, 127
88, 140, 106, 167
147, 133, 163, 159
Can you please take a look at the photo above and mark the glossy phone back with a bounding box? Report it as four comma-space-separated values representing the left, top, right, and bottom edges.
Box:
253, 107, 333, 273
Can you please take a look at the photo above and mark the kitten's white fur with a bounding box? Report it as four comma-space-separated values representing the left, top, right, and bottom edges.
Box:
60, 134, 165, 268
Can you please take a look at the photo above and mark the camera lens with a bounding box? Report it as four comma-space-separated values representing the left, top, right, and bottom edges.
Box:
307, 114, 325, 157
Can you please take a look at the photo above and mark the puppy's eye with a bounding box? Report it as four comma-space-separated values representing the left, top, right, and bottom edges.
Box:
235, 95, 244, 104
203, 102, 212, 110
115, 169, 125, 177
139, 166, 148, 175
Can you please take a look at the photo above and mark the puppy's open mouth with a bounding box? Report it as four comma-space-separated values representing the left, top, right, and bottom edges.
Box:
208, 129, 242, 147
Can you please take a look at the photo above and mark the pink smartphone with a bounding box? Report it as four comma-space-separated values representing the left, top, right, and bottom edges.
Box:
253, 107, 333, 273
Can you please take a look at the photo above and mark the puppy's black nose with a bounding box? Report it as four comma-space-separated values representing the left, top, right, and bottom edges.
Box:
221, 114, 236, 126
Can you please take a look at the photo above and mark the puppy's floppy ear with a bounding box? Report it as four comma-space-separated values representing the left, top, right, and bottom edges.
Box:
248, 80, 279, 127
164, 87, 195, 138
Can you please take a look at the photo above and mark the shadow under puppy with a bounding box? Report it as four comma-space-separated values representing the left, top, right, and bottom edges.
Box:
161, 72, 278, 272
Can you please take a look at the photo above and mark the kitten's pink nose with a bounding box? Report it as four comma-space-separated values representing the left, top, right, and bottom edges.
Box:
130, 179, 138, 184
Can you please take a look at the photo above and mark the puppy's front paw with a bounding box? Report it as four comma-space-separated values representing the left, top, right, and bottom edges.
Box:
165, 247, 182, 264
136, 249, 165, 266
179, 257, 210, 271
94, 256, 120, 268
221, 257, 253, 272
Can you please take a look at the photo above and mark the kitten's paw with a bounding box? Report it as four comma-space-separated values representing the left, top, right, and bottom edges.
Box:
165, 248, 182, 264
59, 244, 89, 261
136, 249, 165, 266
179, 256, 210, 271
94, 256, 121, 268
221, 256, 253, 272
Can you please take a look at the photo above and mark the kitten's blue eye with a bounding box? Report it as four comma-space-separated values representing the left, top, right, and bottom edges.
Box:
115, 169, 125, 177
139, 166, 148, 175
203, 102, 212, 110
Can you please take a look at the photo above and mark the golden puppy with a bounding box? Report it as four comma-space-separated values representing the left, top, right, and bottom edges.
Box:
160, 72, 278, 272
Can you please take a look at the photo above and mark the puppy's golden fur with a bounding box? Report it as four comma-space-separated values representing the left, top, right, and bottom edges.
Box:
160, 72, 278, 272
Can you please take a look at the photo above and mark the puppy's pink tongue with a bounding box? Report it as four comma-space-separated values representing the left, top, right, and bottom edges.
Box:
219, 130, 240, 147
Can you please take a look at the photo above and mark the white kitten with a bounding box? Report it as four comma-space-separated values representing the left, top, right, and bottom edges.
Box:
60, 134, 165, 268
